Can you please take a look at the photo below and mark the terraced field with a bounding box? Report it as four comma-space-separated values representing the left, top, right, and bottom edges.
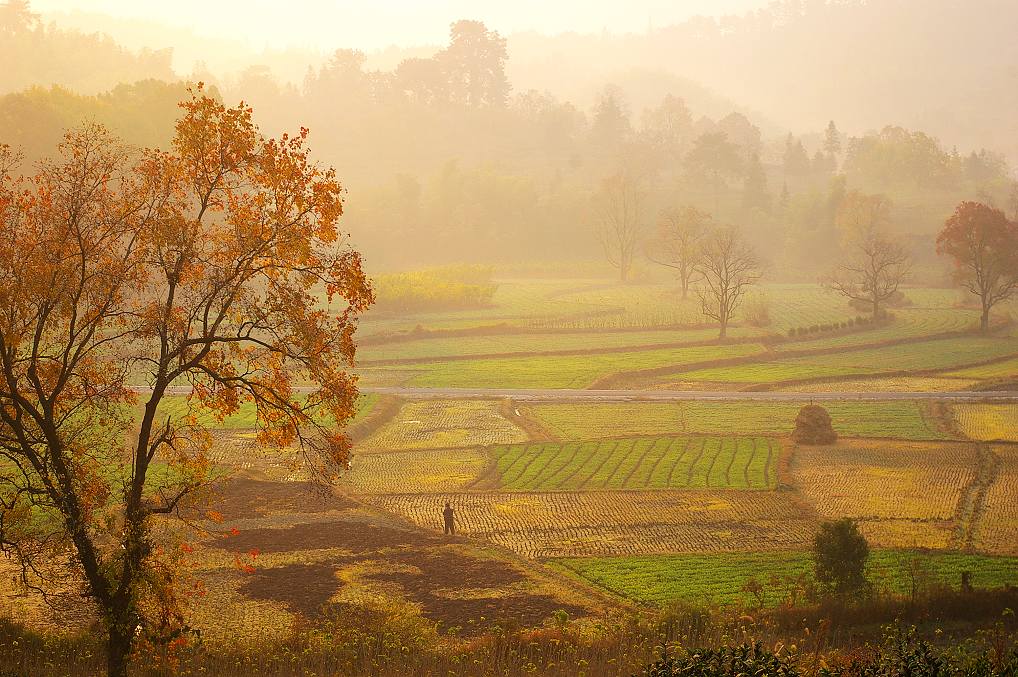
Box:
791, 440, 977, 549
359, 327, 762, 363
557, 550, 1018, 608
388, 342, 767, 389
952, 404, 1018, 441
365, 490, 816, 559
778, 376, 977, 392
680, 337, 1018, 385
340, 448, 489, 494
945, 356, 1018, 380
774, 308, 981, 353
528, 400, 951, 440
493, 436, 777, 491
361, 400, 527, 451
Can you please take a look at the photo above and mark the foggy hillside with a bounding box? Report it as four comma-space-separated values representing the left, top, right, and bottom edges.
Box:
507, 0, 1018, 166
1, 0, 1016, 273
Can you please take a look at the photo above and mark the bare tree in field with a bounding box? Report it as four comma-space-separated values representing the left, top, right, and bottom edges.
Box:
595, 171, 644, 282
695, 227, 762, 338
825, 232, 911, 318
646, 205, 710, 299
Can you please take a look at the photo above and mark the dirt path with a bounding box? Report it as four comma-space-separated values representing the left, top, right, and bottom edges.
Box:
949, 444, 1003, 551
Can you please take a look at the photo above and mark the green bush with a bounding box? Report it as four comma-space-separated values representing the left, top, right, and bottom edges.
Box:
813, 518, 870, 596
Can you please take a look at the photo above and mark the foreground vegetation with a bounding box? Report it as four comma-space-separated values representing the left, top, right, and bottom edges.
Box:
3, 595, 1016, 676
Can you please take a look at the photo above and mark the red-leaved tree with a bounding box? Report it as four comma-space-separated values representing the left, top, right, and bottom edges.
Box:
937, 201, 1018, 332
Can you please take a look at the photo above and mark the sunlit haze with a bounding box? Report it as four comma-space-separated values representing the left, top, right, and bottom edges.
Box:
2, 2, 1018, 674
34, 0, 767, 51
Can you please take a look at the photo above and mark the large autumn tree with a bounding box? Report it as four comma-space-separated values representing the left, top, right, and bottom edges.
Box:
937, 201, 1018, 332
0, 89, 372, 676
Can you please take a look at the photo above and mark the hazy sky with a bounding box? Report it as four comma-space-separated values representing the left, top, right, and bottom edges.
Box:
31, 0, 768, 50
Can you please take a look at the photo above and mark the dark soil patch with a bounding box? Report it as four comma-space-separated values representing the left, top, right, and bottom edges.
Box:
211, 478, 358, 519
216, 520, 440, 554
368, 549, 587, 634
238, 562, 343, 616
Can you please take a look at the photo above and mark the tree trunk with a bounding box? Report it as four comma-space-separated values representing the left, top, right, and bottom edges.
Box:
871, 298, 879, 319
718, 321, 727, 339
981, 306, 990, 333
107, 623, 132, 677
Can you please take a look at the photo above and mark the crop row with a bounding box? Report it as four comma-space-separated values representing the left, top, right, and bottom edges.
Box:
493, 436, 777, 491
556, 550, 1018, 608
529, 401, 951, 441
951, 404, 1018, 442
791, 440, 976, 523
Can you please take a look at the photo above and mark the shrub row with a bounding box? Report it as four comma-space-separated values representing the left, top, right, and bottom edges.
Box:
787, 312, 893, 338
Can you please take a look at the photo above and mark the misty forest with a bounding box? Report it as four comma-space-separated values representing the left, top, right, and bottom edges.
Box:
1, 1, 1018, 675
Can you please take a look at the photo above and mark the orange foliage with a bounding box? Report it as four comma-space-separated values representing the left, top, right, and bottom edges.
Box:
0, 86, 372, 674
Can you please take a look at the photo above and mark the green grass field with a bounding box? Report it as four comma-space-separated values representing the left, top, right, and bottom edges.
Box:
529, 401, 950, 440
944, 356, 1018, 379
682, 337, 1018, 384
493, 436, 777, 491
154, 393, 379, 430
358, 327, 762, 363
388, 343, 767, 389
556, 550, 1018, 607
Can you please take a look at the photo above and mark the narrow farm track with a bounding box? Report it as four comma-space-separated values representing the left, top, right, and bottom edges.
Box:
950, 444, 1003, 552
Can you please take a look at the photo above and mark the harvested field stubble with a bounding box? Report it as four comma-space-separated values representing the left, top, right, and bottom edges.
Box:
340, 448, 489, 494
791, 440, 977, 549
365, 491, 816, 559
362, 400, 527, 451
974, 446, 1018, 555
952, 403, 1018, 442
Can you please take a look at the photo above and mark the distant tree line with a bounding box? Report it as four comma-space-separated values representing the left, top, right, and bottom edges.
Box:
0, 9, 1015, 273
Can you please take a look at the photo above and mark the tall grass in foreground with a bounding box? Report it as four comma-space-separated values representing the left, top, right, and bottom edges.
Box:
3, 588, 1017, 676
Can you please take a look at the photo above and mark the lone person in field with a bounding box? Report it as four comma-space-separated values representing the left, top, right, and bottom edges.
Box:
443, 501, 455, 535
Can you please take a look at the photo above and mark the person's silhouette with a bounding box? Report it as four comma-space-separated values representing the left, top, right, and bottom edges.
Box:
443, 501, 455, 535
